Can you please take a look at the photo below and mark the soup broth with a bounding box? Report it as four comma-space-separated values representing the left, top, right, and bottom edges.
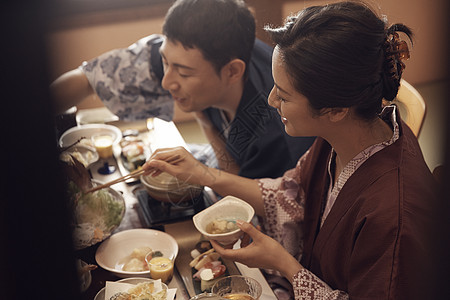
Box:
205, 219, 238, 234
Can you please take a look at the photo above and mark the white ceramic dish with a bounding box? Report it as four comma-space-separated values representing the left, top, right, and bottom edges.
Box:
193, 196, 255, 246
95, 229, 179, 278
59, 124, 122, 148
94, 277, 167, 300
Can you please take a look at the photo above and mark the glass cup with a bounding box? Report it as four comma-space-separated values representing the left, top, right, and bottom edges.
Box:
92, 133, 114, 159
145, 253, 174, 284
211, 275, 262, 300
91, 133, 116, 174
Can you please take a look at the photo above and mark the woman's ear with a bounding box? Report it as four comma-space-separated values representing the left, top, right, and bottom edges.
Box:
326, 107, 349, 122
222, 59, 246, 84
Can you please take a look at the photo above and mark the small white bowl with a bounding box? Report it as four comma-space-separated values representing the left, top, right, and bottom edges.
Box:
193, 196, 255, 246
95, 229, 178, 278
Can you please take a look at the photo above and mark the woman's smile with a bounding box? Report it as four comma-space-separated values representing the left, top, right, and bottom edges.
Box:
277, 109, 288, 124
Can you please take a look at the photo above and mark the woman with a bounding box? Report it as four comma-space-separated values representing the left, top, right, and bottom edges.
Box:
144, 2, 438, 299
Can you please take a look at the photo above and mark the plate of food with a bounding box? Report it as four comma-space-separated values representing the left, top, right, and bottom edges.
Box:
95, 229, 179, 278
61, 153, 126, 250
69, 180, 126, 250
189, 241, 228, 294
119, 134, 151, 172
94, 277, 176, 300
115, 132, 152, 184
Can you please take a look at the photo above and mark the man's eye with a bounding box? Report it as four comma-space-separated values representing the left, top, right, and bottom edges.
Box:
179, 73, 190, 78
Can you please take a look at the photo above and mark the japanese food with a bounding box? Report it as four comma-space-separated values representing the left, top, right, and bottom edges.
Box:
119, 247, 153, 272
120, 137, 149, 171
110, 282, 167, 300
205, 219, 238, 234
69, 182, 125, 249
118, 247, 164, 272
190, 241, 227, 292
60, 150, 95, 167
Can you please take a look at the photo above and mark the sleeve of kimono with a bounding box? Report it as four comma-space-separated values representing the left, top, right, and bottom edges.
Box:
256, 151, 309, 260
292, 270, 349, 300
258, 150, 349, 299
80, 34, 174, 122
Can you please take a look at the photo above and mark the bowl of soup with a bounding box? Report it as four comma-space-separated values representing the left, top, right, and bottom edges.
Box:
193, 196, 255, 246
141, 172, 204, 204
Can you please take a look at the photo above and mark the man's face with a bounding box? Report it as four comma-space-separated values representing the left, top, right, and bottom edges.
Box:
160, 39, 227, 112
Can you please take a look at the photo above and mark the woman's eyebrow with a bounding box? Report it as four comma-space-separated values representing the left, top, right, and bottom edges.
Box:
274, 82, 292, 96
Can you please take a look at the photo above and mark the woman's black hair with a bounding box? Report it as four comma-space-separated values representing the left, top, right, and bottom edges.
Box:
265, 1, 413, 120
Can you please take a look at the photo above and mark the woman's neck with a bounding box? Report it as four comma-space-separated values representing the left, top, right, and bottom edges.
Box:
328, 117, 393, 177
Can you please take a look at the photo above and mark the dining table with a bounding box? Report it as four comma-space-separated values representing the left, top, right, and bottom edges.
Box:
71, 111, 277, 300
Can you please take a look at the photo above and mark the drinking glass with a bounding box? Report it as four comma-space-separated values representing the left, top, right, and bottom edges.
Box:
211, 275, 262, 300
145, 252, 174, 284
92, 133, 116, 174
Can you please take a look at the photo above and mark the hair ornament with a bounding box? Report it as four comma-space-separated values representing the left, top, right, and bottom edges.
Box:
384, 32, 410, 82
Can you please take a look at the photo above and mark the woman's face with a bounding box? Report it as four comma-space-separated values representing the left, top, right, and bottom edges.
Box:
268, 47, 324, 137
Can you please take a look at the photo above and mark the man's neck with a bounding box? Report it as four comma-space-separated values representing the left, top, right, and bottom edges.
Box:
215, 79, 245, 121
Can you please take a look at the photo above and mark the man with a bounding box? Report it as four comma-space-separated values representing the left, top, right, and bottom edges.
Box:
51, 0, 315, 179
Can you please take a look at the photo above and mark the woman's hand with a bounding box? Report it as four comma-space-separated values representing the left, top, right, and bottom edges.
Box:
211, 221, 303, 283
142, 146, 216, 187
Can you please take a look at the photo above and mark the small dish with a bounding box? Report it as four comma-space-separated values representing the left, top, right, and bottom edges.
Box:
193, 196, 255, 246
95, 229, 179, 278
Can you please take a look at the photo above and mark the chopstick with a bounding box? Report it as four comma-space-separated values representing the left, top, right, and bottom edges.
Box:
85, 154, 183, 193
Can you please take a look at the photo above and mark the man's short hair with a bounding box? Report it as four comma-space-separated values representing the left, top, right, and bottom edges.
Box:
162, 0, 256, 74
